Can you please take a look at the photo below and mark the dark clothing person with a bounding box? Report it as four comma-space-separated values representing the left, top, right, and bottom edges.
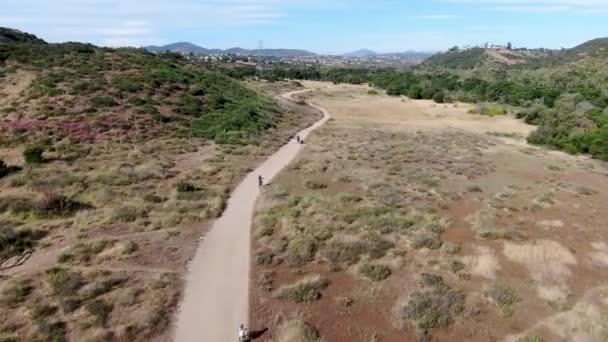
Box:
258, 175, 264, 188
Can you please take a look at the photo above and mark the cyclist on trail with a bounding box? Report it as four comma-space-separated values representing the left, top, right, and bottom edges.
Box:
238, 324, 249, 341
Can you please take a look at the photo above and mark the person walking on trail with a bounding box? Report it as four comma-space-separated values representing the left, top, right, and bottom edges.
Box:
258, 175, 264, 188
296, 135, 301, 143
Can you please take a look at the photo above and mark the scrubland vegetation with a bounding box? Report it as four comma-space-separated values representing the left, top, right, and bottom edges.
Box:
251, 83, 608, 341
224, 40, 608, 161
0, 28, 320, 340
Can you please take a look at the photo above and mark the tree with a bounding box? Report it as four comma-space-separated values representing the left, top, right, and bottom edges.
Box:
507, 42, 513, 50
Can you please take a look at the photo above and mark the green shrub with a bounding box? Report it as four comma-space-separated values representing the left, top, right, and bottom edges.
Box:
85, 299, 113, 326
359, 263, 392, 281
23, 146, 44, 164
46, 267, 85, 296
0, 280, 33, 307
0, 160, 8, 178
30, 304, 58, 321
433, 92, 445, 104
286, 235, 318, 265
36, 193, 85, 217
398, 274, 465, 337
0, 228, 46, 261
276, 319, 321, 342
111, 205, 147, 223
176, 181, 197, 193
367, 89, 379, 95
275, 275, 330, 303
90, 96, 117, 107
487, 282, 519, 316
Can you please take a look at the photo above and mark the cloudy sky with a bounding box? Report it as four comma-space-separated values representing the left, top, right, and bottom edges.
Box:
2, 0, 607, 53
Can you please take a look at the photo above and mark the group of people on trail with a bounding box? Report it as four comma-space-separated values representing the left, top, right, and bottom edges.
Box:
258, 133, 305, 190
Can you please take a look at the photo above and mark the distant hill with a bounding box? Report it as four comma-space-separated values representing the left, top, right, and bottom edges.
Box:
423, 47, 555, 69
545, 38, 608, 64
343, 49, 377, 58
0, 27, 46, 44
144, 42, 316, 57
145, 42, 223, 54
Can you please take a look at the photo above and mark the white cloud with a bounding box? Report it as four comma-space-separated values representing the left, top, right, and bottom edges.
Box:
444, 0, 608, 13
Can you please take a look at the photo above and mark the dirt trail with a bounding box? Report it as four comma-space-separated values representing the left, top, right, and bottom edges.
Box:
172, 89, 330, 342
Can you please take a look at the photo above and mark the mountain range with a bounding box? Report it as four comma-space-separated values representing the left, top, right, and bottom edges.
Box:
144, 42, 434, 59
144, 42, 317, 57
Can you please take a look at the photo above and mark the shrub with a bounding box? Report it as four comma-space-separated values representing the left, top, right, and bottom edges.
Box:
90, 96, 117, 107
0, 228, 46, 262
23, 146, 44, 164
433, 92, 445, 104
258, 271, 275, 292
176, 181, 197, 193
85, 299, 113, 326
367, 89, 379, 95
397, 274, 465, 337
0, 160, 8, 178
304, 180, 327, 190
359, 263, 392, 281
111, 205, 147, 223
36, 193, 85, 217
276, 319, 320, 342
0, 280, 33, 307
30, 304, 58, 321
275, 275, 329, 303
143, 193, 164, 203
486, 283, 519, 316
46, 267, 85, 296
286, 235, 318, 266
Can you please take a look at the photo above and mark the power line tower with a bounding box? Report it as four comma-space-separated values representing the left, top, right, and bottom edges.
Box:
255, 40, 264, 79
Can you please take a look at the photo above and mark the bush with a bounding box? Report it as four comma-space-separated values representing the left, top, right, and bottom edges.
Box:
433, 92, 445, 104
0, 228, 46, 262
90, 96, 117, 107
0, 160, 8, 178
286, 235, 317, 266
367, 89, 379, 95
398, 274, 465, 337
275, 275, 329, 303
276, 319, 321, 342
23, 146, 44, 164
36, 193, 85, 217
0, 280, 33, 307
85, 299, 113, 326
359, 263, 392, 281
176, 181, 197, 193
46, 267, 85, 296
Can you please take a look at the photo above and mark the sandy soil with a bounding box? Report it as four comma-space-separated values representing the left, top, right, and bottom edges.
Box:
172, 90, 330, 342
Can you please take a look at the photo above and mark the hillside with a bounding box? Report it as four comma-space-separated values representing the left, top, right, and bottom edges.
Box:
0, 28, 46, 44
144, 42, 316, 57
0, 28, 321, 342
422, 47, 550, 69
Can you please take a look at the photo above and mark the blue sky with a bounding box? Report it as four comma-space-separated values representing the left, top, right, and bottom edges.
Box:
2, 0, 608, 54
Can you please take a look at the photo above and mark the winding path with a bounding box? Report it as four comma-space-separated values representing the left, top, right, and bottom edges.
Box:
173, 89, 330, 342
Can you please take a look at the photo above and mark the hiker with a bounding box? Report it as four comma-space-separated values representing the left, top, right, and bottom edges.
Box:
258, 175, 264, 188
238, 324, 249, 341
296, 134, 301, 143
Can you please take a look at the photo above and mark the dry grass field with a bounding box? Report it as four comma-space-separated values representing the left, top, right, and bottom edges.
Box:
0, 72, 321, 341
250, 82, 608, 342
